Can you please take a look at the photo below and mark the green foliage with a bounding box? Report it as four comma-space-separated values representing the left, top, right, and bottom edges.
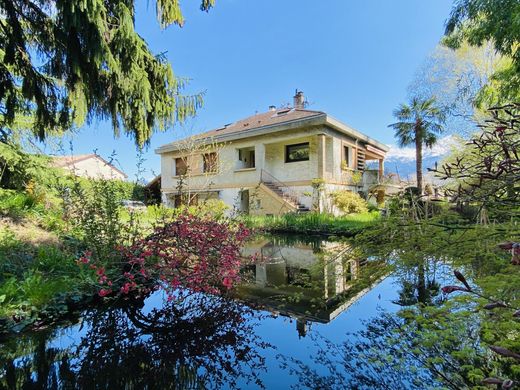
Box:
0, 0, 213, 147
407, 43, 504, 137
331, 191, 368, 214
242, 211, 379, 235
0, 141, 61, 190
350, 202, 520, 387
350, 170, 363, 186
0, 189, 41, 218
434, 104, 520, 222
0, 227, 85, 323
62, 177, 128, 263
311, 178, 326, 189
388, 97, 446, 193
444, 0, 520, 106
177, 199, 230, 221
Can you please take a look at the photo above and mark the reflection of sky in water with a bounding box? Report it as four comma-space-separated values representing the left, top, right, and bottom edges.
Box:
232, 276, 400, 389
3, 235, 408, 389
42, 275, 400, 389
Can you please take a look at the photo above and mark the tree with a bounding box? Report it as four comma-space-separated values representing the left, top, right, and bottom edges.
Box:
444, 0, 520, 106
432, 103, 520, 221
408, 42, 505, 136
0, 0, 213, 148
388, 97, 446, 194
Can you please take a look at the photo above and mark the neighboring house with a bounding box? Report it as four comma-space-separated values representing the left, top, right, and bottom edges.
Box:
51, 154, 127, 181
156, 91, 389, 215
145, 175, 162, 204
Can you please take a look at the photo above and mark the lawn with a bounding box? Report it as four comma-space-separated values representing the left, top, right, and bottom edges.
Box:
241, 211, 380, 235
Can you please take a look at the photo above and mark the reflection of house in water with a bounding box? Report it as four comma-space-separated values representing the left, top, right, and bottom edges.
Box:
237, 236, 381, 337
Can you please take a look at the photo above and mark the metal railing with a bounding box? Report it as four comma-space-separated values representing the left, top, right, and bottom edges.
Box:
260, 169, 301, 207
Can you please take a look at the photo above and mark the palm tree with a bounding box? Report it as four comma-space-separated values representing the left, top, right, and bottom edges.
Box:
389, 97, 446, 194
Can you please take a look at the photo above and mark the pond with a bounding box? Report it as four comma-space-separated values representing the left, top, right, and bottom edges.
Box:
0, 234, 439, 389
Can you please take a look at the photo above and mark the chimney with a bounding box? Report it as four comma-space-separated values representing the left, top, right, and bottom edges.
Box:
268, 105, 276, 111
293, 89, 305, 109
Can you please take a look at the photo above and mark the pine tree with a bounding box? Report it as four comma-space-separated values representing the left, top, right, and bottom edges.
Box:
0, 0, 214, 147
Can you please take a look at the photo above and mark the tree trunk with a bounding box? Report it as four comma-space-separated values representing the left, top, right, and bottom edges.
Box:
417, 261, 427, 304
415, 132, 423, 194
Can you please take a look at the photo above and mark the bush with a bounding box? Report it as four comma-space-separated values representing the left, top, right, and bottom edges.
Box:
331, 191, 368, 214
77, 214, 251, 298
62, 177, 129, 263
0, 189, 41, 218
178, 199, 229, 221
0, 227, 81, 320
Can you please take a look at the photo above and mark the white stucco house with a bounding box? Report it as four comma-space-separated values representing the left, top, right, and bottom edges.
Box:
51, 154, 127, 181
156, 91, 389, 215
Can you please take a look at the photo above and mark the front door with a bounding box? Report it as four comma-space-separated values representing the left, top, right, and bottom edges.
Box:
240, 190, 250, 214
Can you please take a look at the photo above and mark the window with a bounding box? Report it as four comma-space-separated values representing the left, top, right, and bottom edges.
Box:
343, 146, 350, 168
175, 157, 187, 176
238, 147, 255, 169
285, 142, 310, 163
203, 152, 218, 173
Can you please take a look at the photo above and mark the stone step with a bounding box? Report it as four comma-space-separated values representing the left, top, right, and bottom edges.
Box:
262, 180, 305, 210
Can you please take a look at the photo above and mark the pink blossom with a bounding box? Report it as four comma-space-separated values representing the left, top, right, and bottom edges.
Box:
98, 289, 112, 297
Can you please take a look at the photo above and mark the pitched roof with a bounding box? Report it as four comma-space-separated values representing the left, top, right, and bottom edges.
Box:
51, 154, 128, 179
51, 154, 96, 167
156, 106, 389, 154
196, 108, 325, 139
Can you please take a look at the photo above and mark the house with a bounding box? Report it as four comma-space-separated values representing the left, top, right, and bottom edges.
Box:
155, 91, 389, 215
238, 236, 371, 337
51, 154, 127, 181
144, 175, 162, 204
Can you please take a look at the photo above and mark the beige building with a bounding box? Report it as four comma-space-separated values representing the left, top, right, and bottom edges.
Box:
52, 154, 127, 181
156, 91, 388, 215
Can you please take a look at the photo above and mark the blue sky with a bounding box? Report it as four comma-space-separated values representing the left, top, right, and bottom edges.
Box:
45, 0, 454, 181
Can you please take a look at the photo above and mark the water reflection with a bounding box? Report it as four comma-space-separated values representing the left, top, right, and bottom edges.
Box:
0, 291, 271, 389
239, 235, 385, 337
0, 234, 388, 390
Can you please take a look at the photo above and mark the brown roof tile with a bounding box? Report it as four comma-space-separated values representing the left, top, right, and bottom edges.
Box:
186, 108, 325, 142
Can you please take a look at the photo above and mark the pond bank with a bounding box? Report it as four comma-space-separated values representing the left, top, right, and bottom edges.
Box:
240, 211, 380, 236
0, 233, 395, 389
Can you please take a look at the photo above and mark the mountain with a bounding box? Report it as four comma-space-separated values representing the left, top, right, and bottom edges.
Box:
381, 135, 460, 183
384, 156, 443, 180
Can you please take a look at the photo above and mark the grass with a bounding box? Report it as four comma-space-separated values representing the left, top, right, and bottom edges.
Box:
241, 211, 380, 235
0, 189, 65, 232
0, 220, 94, 331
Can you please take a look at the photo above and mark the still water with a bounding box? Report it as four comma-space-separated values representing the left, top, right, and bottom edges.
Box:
0, 234, 406, 389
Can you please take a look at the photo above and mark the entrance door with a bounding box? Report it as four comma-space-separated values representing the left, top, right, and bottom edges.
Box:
240, 190, 250, 214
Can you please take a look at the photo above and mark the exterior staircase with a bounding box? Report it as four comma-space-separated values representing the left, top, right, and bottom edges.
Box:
260, 170, 310, 213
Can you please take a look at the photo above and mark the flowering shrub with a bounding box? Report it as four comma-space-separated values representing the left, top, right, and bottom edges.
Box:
77, 215, 251, 298
331, 190, 368, 214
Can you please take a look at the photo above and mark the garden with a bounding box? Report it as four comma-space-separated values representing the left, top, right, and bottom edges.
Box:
1, 0, 519, 388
